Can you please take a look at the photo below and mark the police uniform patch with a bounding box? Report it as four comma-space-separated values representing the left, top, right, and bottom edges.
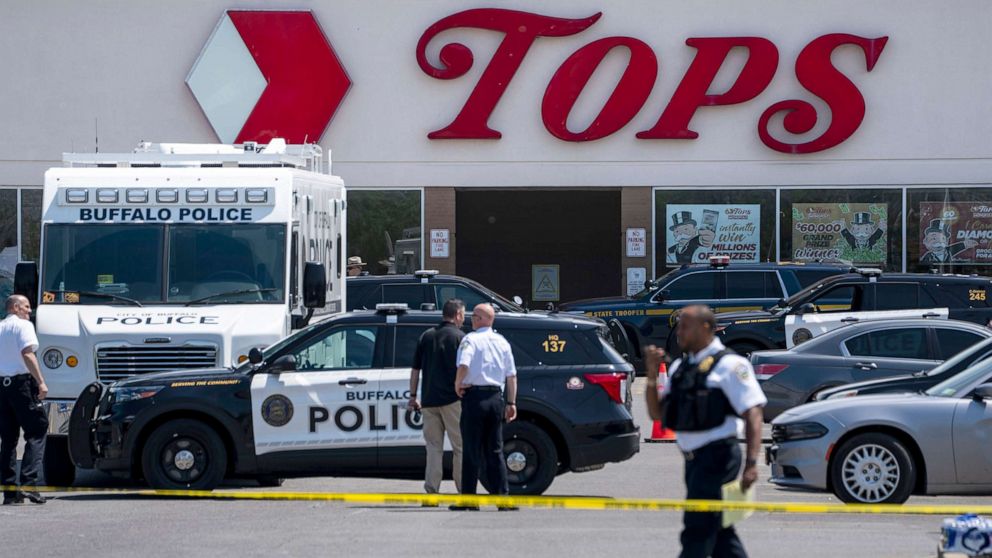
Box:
736, 364, 751, 381
261, 394, 293, 427
698, 356, 715, 373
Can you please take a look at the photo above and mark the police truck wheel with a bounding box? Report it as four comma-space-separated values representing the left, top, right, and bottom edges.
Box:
829, 433, 915, 504
142, 419, 227, 491
44, 435, 77, 487
482, 421, 558, 495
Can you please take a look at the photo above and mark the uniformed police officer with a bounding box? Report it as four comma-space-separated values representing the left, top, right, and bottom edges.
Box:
451, 303, 518, 511
644, 305, 765, 558
0, 295, 48, 505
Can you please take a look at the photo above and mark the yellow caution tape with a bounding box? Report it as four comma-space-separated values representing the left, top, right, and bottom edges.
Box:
3, 485, 992, 515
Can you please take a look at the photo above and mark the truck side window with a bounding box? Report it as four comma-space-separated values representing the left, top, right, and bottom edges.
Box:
663, 272, 717, 301
290, 229, 299, 306
727, 272, 781, 299
811, 285, 862, 313
873, 283, 920, 311
293, 326, 379, 370
394, 326, 431, 368
844, 328, 929, 360
381, 284, 428, 307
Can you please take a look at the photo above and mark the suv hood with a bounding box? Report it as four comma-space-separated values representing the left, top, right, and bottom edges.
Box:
113, 367, 243, 388
558, 296, 645, 311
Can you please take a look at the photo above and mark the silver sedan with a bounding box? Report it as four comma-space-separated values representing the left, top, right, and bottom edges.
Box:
767, 356, 992, 503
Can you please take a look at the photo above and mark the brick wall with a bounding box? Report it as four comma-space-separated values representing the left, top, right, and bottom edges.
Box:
422, 187, 456, 274
620, 187, 654, 294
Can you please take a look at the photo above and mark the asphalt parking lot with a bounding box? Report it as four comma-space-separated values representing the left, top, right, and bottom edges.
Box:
1, 384, 984, 558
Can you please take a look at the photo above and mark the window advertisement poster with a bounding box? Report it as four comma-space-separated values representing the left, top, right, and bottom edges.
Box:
791, 203, 887, 265
918, 202, 992, 264
664, 205, 760, 265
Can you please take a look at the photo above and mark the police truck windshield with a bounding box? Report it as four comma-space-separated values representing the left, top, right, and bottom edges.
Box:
42, 223, 286, 305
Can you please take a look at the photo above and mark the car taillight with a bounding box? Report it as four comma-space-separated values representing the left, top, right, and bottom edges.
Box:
584, 372, 627, 404
754, 363, 789, 381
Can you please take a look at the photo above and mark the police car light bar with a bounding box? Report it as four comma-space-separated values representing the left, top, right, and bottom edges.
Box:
709, 255, 731, 268
854, 267, 883, 277
375, 303, 409, 314
414, 270, 439, 278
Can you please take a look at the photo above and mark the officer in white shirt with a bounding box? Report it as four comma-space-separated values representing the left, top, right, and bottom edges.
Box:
0, 295, 49, 505
644, 305, 766, 558
450, 303, 518, 511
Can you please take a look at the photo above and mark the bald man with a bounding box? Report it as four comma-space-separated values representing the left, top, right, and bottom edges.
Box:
451, 303, 518, 511
644, 305, 765, 558
0, 295, 48, 505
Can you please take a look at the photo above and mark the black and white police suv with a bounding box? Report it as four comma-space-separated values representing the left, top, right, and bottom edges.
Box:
68, 305, 638, 495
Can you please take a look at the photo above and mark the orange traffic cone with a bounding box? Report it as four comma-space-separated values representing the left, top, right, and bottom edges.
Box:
645, 362, 676, 443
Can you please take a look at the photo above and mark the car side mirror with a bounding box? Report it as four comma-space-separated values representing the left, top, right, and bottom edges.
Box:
268, 354, 296, 373
657, 289, 671, 301
796, 303, 817, 315
302, 262, 327, 309
248, 347, 263, 365
14, 261, 38, 305
776, 298, 787, 308
972, 382, 992, 401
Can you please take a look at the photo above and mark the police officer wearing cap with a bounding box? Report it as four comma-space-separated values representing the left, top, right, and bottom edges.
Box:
450, 303, 518, 511
0, 295, 48, 505
644, 305, 765, 557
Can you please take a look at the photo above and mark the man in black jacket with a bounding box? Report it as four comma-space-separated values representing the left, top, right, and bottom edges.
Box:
409, 299, 466, 497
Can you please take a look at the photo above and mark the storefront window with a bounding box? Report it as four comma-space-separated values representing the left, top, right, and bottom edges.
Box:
907, 187, 992, 274
346, 190, 422, 275
654, 189, 775, 273
780, 189, 902, 271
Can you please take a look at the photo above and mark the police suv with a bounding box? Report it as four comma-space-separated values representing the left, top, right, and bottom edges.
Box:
68, 305, 638, 495
347, 270, 526, 313
716, 269, 992, 353
558, 258, 851, 357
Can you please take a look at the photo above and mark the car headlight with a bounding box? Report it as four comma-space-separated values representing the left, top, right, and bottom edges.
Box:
42, 348, 63, 369
109, 386, 165, 404
771, 421, 828, 442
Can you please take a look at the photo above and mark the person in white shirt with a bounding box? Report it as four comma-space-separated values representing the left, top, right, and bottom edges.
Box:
0, 295, 49, 505
644, 305, 766, 558
450, 303, 518, 511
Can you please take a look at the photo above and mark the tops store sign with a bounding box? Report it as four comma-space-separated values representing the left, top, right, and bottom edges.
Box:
189, 8, 888, 154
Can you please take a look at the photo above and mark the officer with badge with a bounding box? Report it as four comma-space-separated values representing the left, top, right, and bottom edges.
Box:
644, 305, 765, 558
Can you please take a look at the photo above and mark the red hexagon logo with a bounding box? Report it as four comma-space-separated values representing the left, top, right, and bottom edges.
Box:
187, 10, 351, 144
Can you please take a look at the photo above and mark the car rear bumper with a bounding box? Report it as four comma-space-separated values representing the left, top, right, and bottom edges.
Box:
568, 422, 640, 472
767, 441, 830, 491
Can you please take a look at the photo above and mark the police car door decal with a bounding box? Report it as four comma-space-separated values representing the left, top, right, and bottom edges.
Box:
376, 367, 425, 448
250, 325, 384, 455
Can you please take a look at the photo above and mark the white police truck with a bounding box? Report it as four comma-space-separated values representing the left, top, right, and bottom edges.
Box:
14, 139, 346, 485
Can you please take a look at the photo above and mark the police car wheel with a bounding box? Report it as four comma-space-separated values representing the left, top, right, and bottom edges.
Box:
481, 421, 558, 496
829, 432, 915, 504
141, 419, 228, 491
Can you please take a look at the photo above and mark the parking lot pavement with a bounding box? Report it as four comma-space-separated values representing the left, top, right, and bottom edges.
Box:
2, 388, 984, 557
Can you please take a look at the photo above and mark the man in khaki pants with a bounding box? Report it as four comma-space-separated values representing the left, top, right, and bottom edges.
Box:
409, 299, 465, 499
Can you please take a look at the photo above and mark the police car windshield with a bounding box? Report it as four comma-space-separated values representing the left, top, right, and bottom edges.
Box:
42, 223, 286, 305
235, 319, 327, 372
772, 280, 834, 313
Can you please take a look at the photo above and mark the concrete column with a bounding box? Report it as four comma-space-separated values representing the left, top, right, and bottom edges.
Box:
620, 187, 653, 294
422, 187, 456, 274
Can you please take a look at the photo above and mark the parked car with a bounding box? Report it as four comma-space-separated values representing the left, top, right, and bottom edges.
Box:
768, 356, 992, 503
68, 304, 638, 495
753, 318, 992, 420
347, 270, 526, 313
817, 336, 992, 400
717, 269, 992, 354
558, 259, 851, 359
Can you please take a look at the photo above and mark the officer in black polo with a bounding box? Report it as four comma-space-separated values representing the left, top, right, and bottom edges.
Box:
644, 305, 766, 558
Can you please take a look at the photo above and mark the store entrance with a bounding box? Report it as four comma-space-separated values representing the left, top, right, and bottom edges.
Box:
456, 189, 621, 305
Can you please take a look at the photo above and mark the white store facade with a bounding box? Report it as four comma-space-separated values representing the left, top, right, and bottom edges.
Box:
3, 1, 992, 303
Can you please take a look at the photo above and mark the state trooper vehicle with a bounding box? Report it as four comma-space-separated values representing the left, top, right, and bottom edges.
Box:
558, 257, 850, 357
68, 305, 639, 495
716, 269, 992, 354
